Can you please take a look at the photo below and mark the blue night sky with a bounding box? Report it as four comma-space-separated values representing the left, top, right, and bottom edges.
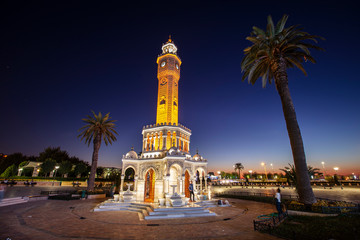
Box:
1, 1, 359, 175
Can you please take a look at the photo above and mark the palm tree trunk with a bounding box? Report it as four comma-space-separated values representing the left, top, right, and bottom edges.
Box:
87, 134, 101, 191
274, 58, 316, 205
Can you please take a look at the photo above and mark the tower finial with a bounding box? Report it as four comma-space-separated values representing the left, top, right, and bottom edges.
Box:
131, 146, 134, 151
168, 35, 172, 43
196, 148, 199, 154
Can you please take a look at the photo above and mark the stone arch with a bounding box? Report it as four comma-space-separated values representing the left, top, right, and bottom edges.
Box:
169, 163, 182, 194
142, 166, 157, 180
144, 168, 156, 202
123, 166, 136, 191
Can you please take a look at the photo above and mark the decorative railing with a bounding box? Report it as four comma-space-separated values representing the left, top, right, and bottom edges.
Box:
253, 212, 288, 232
143, 123, 191, 132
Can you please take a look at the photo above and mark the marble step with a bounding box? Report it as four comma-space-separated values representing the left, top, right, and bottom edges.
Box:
101, 201, 153, 208
94, 202, 154, 212
99, 204, 148, 210
149, 209, 210, 215
94, 206, 144, 212
145, 212, 216, 220
0, 197, 28, 207
153, 206, 205, 212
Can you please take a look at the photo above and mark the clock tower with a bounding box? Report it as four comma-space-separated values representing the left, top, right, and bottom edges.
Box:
156, 36, 182, 125
118, 37, 209, 204
141, 37, 191, 152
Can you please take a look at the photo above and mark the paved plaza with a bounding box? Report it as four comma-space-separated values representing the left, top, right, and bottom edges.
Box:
4, 185, 360, 203
0, 198, 280, 240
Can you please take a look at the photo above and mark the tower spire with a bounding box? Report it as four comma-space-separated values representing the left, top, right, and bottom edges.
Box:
168, 35, 172, 43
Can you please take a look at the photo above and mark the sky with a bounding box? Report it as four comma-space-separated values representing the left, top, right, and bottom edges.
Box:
1, 1, 359, 175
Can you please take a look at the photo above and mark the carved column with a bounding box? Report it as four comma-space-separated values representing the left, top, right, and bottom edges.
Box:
134, 175, 138, 191
180, 175, 184, 195
120, 175, 125, 192
205, 175, 208, 192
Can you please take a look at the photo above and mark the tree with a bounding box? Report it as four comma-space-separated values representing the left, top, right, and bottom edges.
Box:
96, 167, 104, 178
0, 153, 27, 175
280, 163, 322, 188
40, 158, 57, 177
234, 163, 244, 180
58, 161, 73, 177
78, 111, 118, 191
231, 172, 238, 179
0, 164, 18, 178
308, 166, 323, 178
241, 15, 323, 204
74, 163, 88, 178
38, 147, 70, 163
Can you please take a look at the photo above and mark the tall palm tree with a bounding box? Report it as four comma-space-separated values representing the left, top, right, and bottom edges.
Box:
234, 163, 244, 180
241, 15, 323, 204
78, 111, 118, 191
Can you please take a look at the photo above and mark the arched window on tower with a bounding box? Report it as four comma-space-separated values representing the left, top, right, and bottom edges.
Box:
160, 96, 166, 105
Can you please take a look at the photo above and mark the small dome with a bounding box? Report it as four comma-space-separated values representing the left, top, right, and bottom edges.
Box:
125, 147, 138, 159
193, 149, 202, 161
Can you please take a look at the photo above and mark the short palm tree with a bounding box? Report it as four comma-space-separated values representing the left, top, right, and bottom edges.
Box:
234, 163, 244, 180
241, 15, 323, 204
78, 111, 118, 191
280, 163, 322, 187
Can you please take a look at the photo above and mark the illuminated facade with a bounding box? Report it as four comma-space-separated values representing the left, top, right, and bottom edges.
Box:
120, 37, 208, 203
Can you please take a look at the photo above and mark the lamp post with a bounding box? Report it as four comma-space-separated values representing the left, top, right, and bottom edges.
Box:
261, 162, 268, 181
333, 167, 339, 185
54, 166, 59, 178
321, 161, 327, 176
249, 170, 253, 179
217, 171, 221, 180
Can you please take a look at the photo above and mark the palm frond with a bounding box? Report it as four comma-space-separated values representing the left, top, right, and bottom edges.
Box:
241, 15, 323, 87
78, 111, 118, 147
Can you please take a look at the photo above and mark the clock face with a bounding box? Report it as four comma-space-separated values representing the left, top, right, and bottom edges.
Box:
175, 63, 179, 69
160, 78, 167, 85
161, 61, 166, 67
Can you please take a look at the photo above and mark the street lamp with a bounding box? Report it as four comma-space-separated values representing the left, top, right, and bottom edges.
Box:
261, 162, 268, 181
333, 167, 341, 188
54, 166, 59, 178
333, 167, 339, 183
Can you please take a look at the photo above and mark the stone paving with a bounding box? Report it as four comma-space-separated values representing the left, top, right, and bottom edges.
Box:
0, 198, 280, 240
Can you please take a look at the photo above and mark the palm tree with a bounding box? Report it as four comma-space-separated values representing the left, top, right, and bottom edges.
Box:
78, 111, 118, 191
241, 15, 323, 204
234, 163, 244, 180
280, 163, 322, 188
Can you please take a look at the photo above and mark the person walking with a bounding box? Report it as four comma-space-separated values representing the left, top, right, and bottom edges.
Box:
189, 181, 195, 202
275, 188, 283, 214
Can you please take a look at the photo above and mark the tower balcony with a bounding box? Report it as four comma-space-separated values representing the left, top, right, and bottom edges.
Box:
142, 122, 191, 133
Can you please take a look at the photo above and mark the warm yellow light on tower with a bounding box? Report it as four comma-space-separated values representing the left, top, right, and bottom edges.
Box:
155, 39, 181, 125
